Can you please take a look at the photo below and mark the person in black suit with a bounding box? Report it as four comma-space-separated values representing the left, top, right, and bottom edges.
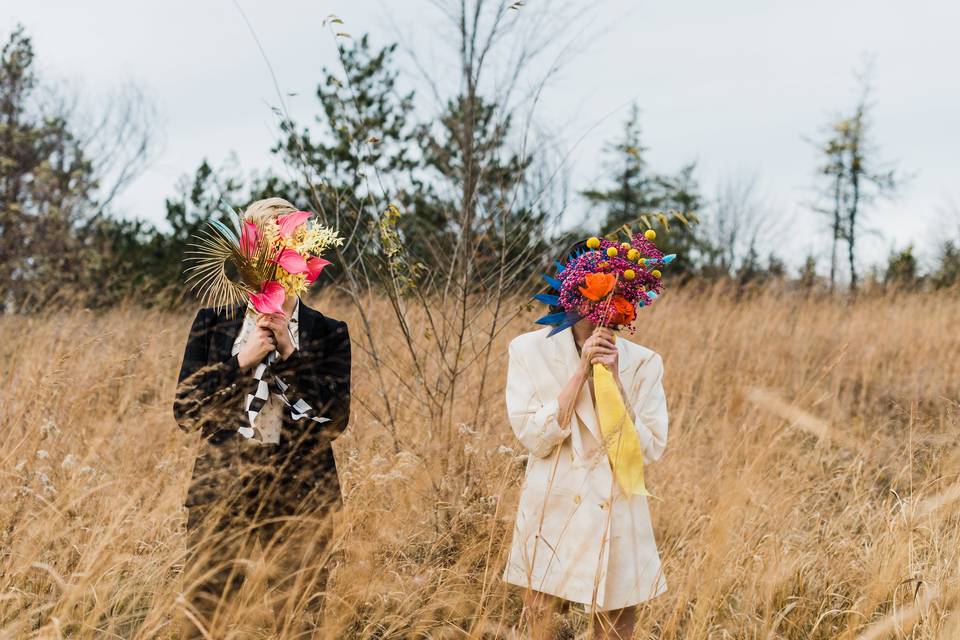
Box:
172, 201, 351, 637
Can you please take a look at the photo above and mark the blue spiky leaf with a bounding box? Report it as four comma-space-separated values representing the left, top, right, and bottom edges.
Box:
542, 274, 562, 290
533, 293, 560, 306
218, 197, 243, 238
535, 310, 571, 326
547, 310, 583, 336
209, 218, 239, 246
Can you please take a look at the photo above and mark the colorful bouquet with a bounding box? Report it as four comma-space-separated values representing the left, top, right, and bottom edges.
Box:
185, 202, 343, 313
534, 231, 675, 335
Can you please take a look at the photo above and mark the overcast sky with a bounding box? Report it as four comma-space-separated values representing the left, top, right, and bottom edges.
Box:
3, 0, 958, 272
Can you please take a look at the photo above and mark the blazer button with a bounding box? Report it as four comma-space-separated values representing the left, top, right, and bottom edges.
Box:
573, 494, 582, 505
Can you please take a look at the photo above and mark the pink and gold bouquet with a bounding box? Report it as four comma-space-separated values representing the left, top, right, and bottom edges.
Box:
185, 203, 343, 313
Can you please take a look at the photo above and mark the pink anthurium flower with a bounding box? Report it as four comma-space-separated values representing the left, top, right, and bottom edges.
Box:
274, 248, 308, 274
239, 221, 259, 256
276, 211, 311, 238
249, 281, 285, 315
305, 256, 331, 283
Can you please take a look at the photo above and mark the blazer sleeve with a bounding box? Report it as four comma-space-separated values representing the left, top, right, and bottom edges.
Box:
271, 319, 351, 441
628, 353, 669, 463
173, 308, 245, 433
505, 339, 571, 458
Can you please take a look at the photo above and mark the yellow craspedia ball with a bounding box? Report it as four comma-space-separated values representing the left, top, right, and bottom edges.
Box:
627, 248, 640, 261
651, 269, 662, 278
606, 247, 618, 257
586, 236, 601, 249
638, 257, 647, 266
620, 242, 631, 250
623, 269, 636, 281
644, 229, 657, 240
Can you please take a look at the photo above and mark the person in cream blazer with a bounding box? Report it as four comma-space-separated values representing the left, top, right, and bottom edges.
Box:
502, 320, 668, 638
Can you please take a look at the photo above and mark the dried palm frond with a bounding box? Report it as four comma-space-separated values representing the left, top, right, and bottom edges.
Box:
183, 201, 278, 313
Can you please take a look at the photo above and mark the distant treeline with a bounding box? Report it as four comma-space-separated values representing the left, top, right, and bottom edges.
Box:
1, 25, 957, 312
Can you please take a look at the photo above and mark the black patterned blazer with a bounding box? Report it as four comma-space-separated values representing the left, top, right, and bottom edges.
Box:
173, 302, 351, 520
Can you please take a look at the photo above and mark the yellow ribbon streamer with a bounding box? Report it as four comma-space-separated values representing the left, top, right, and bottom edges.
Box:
592, 361, 652, 497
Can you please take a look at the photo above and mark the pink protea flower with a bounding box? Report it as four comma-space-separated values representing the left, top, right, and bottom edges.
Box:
249, 281, 285, 314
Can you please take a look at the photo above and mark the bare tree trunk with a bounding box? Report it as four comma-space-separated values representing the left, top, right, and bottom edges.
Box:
846, 109, 864, 293
847, 173, 860, 292
829, 168, 842, 292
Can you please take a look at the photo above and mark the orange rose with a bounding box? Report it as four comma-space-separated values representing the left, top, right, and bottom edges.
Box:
603, 295, 636, 327
579, 272, 616, 301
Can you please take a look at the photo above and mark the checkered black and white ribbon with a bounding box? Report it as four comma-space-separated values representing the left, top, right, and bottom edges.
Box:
239, 350, 329, 440
234, 306, 329, 441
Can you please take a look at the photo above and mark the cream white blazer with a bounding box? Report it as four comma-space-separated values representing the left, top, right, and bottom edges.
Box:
502, 326, 668, 611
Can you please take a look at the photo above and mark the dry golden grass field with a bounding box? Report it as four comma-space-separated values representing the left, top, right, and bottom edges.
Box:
2, 289, 959, 639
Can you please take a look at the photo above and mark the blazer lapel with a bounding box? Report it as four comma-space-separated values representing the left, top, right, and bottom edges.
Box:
551, 328, 603, 444
211, 305, 245, 360
617, 336, 633, 381
296, 299, 319, 350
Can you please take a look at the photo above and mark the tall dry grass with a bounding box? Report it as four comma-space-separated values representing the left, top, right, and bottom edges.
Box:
1, 289, 959, 639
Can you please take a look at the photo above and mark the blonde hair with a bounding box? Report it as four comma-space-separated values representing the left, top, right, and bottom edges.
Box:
242, 197, 297, 226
